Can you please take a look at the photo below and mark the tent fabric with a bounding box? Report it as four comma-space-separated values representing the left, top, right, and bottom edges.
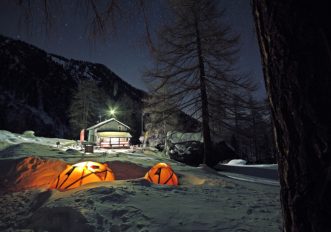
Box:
144, 163, 179, 186
50, 161, 115, 191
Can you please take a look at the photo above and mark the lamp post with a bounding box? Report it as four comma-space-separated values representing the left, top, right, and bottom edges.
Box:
109, 108, 116, 118
141, 112, 145, 136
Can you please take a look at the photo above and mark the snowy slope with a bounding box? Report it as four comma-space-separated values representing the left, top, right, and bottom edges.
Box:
0, 130, 281, 231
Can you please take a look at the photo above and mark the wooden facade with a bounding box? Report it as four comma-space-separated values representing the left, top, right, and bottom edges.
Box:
86, 118, 132, 148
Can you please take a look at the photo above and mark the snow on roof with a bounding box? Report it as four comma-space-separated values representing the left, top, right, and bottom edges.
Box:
86, 118, 131, 130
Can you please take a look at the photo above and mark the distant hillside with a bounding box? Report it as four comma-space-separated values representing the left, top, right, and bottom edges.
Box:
0, 35, 145, 139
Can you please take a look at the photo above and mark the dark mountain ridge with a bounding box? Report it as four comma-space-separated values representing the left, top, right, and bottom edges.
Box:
0, 34, 145, 138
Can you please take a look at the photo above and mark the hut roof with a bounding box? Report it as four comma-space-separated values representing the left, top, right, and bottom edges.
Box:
86, 118, 131, 131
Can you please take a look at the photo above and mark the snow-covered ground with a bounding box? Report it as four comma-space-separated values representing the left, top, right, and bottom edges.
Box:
0, 130, 282, 231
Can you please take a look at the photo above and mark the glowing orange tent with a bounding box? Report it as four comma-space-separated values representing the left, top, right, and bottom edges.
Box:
144, 163, 179, 186
50, 161, 115, 191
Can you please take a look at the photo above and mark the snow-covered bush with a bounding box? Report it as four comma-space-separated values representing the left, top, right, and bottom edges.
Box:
165, 131, 204, 166
23, 130, 35, 138
227, 159, 247, 166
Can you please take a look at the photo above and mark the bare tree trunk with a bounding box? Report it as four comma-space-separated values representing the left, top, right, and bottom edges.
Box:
252, 1, 331, 231
195, 18, 212, 165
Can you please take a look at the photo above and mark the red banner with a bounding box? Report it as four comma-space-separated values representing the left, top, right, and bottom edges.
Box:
80, 129, 85, 142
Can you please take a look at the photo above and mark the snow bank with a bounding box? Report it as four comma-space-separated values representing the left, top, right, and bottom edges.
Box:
0, 130, 282, 231
226, 159, 247, 165
0, 130, 75, 147
107, 160, 149, 180
224, 159, 278, 169
0, 156, 67, 192
225, 159, 278, 169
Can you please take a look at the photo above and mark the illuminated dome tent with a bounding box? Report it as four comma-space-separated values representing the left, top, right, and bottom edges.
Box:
50, 161, 115, 191
144, 163, 179, 186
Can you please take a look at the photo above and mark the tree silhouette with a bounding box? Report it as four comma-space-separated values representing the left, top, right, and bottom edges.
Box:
145, 0, 253, 165
69, 79, 101, 136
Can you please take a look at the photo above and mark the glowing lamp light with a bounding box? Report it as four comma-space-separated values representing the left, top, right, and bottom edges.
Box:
109, 108, 116, 117
110, 109, 116, 115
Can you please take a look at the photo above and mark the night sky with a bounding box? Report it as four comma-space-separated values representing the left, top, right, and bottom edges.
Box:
0, 0, 265, 99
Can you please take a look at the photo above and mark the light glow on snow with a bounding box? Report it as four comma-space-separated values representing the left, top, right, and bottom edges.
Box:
0, 130, 281, 231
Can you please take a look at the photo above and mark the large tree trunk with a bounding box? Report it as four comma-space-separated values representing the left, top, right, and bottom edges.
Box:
252, 1, 331, 231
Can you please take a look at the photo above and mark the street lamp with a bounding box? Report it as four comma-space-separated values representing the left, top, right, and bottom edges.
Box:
109, 108, 116, 117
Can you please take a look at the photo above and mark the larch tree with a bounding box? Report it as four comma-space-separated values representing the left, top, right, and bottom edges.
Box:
69, 79, 101, 136
145, 0, 253, 166
245, 97, 273, 163
253, 0, 331, 231
144, 84, 183, 137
